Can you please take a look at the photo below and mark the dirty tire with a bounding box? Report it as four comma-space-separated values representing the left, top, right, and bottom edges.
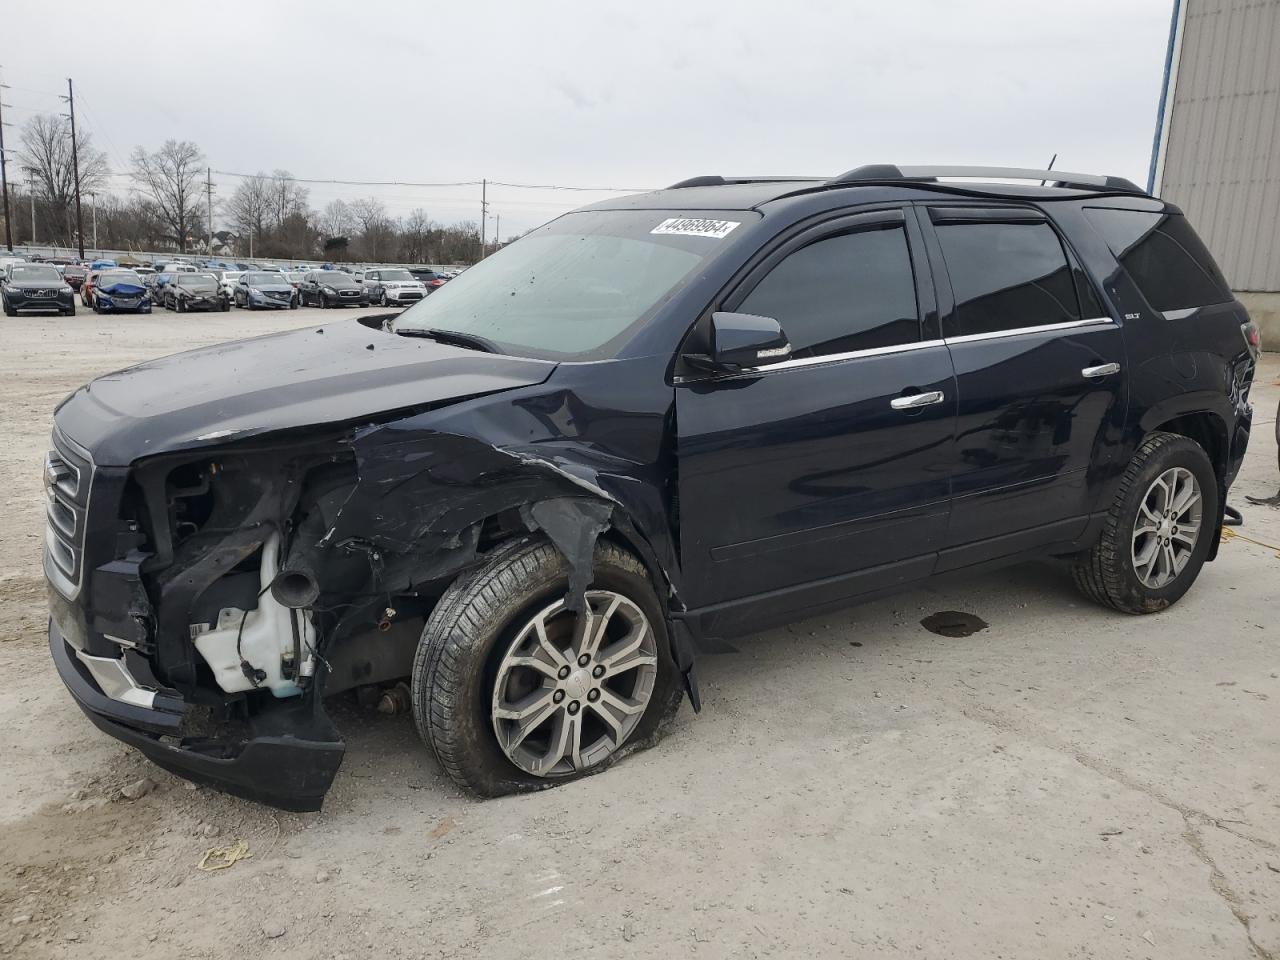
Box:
1072, 431, 1218, 614
412, 538, 682, 797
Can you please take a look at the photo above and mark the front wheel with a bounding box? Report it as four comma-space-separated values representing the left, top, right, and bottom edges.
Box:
1073, 432, 1218, 614
412, 539, 682, 797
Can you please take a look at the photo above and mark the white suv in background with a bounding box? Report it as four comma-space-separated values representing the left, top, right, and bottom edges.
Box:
359, 267, 428, 307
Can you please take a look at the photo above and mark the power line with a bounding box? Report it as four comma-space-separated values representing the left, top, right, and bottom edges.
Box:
208, 167, 654, 193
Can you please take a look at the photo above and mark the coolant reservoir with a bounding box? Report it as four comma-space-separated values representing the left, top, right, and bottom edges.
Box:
191, 531, 314, 698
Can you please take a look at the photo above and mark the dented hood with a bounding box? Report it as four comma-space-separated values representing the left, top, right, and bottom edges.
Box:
55, 318, 557, 465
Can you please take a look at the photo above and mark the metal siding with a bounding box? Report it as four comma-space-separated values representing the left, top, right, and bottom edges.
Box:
1159, 0, 1280, 291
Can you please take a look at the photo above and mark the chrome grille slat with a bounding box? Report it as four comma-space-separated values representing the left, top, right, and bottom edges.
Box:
44, 428, 94, 599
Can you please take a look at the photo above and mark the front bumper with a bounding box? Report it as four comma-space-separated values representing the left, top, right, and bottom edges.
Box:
48, 616, 345, 811
248, 291, 293, 308
5, 291, 72, 313
96, 294, 151, 313
381, 288, 426, 304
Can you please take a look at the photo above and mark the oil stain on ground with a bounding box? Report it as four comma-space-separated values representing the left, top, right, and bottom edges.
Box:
921, 611, 989, 638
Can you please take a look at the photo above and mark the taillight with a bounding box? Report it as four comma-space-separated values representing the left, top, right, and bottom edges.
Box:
430, 279, 445, 286
1241, 320, 1261, 358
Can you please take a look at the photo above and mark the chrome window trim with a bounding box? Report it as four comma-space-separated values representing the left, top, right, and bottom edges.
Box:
674, 317, 1117, 384
943, 316, 1115, 345
674, 338, 947, 383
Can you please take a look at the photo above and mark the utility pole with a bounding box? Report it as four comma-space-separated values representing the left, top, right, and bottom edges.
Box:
0, 70, 13, 252
24, 167, 35, 246
61, 78, 85, 261
494, 213, 500, 249
479, 178, 487, 260
89, 193, 97, 250
206, 167, 213, 254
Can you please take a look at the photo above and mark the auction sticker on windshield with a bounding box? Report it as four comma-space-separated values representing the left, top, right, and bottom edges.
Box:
650, 217, 740, 239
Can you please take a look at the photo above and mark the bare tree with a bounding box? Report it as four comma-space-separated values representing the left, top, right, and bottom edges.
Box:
18, 114, 108, 241
223, 172, 271, 247
131, 140, 204, 252
267, 170, 308, 229
348, 197, 387, 235
401, 208, 432, 263
318, 199, 355, 239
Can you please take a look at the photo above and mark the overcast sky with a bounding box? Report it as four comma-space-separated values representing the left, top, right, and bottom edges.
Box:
3, 0, 1174, 238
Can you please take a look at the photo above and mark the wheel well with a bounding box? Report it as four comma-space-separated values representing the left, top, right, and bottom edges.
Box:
1150, 413, 1228, 479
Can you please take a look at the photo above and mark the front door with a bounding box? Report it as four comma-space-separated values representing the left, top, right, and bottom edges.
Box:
918, 204, 1127, 567
675, 208, 956, 621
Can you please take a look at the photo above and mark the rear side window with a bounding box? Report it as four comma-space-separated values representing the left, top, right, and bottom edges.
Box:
934, 221, 1080, 337
736, 224, 919, 358
1083, 208, 1230, 312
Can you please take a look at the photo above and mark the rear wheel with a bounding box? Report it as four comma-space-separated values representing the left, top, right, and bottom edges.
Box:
1073, 432, 1218, 614
412, 539, 682, 797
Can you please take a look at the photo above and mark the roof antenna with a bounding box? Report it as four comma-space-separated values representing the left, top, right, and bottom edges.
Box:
1040, 154, 1058, 187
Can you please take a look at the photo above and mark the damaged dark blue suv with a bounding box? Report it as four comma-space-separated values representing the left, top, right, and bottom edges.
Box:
46, 165, 1259, 810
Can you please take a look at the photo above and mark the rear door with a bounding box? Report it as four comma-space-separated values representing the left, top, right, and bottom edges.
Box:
675, 207, 956, 614
918, 204, 1126, 567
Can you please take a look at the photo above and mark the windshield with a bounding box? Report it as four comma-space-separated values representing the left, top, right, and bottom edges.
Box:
100, 271, 142, 285
319, 272, 357, 288
392, 209, 750, 359
11, 265, 62, 284
380, 269, 414, 282
182, 276, 218, 291
245, 272, 282, 285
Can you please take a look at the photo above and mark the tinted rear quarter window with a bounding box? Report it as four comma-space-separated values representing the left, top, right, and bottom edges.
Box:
736, 224, 919, 358
1083, 208, 1230, 312
934, 220, 1080, 336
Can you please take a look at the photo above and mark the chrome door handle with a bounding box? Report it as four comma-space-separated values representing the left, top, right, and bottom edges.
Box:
1082, 362, 1120, 378
890, 390, 945, 410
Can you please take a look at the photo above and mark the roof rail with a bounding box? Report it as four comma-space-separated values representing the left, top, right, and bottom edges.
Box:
666, 175, 824, 189
828, 164, 1145, 195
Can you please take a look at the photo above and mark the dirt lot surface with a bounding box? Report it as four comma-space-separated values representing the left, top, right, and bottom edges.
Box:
1, 309, 1278, 959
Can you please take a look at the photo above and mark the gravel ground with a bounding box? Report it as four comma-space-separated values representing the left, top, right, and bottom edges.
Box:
1, 308, 1278, 959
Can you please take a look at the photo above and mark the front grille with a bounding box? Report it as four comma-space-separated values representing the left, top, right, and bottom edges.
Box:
267, 290, 290, 300
31, 288, 54, 299
340, 289, 358, 297
45, 428, 94, 598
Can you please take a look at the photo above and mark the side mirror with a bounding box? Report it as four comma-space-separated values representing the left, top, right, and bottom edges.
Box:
708, 311, 791, 372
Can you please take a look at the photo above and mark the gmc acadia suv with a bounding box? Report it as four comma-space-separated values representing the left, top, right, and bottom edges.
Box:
44, 165, 1258, 810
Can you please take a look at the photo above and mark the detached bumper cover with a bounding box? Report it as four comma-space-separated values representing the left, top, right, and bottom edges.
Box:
49, 619, 345, 811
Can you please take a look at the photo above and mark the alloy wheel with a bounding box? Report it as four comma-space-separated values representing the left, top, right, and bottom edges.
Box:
491, 589, 658, 777
1131, 466, 1202, 588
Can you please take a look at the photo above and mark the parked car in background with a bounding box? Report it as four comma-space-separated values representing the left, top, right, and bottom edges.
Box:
1, 262, 75, 316
409, 267, 452, 292
134, 266, 156, 280
80, 271, 103, 309
155, 262, 197, 276
166, 273, 230, 312
62, 264, 88, 291
211, 269, 244, 300
286, 271, 307, 295
360, 267, 428, 306
90, 269, 152, 314
234, 271, 298, 310
89, 259, 117, 271
151, 272, 177, 305
298, 270, 368, 308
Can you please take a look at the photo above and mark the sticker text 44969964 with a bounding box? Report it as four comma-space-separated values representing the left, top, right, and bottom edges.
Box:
650, 218, 741, 240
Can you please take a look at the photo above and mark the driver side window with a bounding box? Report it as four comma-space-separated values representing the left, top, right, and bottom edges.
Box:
737, 223, 920, 359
